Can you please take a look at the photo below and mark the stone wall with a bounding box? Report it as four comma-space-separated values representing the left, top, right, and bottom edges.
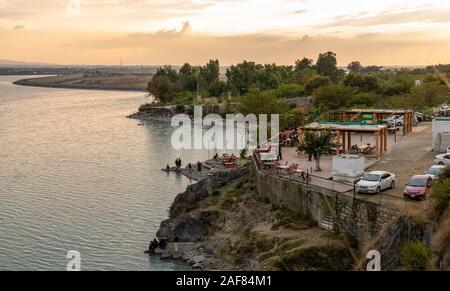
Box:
250, 158, 399, 245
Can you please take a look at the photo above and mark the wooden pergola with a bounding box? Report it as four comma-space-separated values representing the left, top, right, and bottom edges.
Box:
342, 109, 414, 135
298, 122, 389, 159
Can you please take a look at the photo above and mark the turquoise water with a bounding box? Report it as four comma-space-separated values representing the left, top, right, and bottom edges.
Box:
0, 76, 210, 271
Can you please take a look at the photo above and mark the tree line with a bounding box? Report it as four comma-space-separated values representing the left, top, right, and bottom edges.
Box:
147, 52, 450, 117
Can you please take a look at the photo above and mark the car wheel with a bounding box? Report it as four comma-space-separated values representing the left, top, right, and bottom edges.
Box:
391, 181, 395, 189
376, 187, 381, 194
439, 162, 445, 165
397, 122, 402, 126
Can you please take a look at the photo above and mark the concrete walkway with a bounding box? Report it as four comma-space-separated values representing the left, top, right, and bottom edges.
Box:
364, 123, 434, 212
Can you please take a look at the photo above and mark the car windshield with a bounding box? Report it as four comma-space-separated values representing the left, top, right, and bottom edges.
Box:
408, 179, 427, 187
362, 174, 380, 182
427, 168, 442, 175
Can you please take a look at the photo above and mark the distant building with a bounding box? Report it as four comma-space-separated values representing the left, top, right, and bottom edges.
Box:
432, 117, 450, 152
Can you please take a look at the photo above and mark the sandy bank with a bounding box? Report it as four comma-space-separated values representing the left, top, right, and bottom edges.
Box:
14, 72, 152, 92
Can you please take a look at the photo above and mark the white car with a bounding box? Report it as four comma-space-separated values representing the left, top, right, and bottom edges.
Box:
447, 145, 450, 153
387, 115, 404, 127
435, 154, 450, 165
425, 165, 446, 180
357, 171, 396, 194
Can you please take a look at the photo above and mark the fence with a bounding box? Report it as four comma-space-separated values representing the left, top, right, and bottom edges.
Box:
252, 150, 424, 215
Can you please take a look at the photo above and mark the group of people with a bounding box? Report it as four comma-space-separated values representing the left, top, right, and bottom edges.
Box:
175, 158, 182, 169
146, 238, 167, 254
280, 129, 299, 147
185, 161, 203, 172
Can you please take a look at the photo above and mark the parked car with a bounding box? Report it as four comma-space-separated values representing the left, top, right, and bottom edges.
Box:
425, 165, 447, 180
403, 175, 433, 200
435, 153, 450, 165
447, 145, 450, 153
387, 115, 404, 127
357, 171, 396, 194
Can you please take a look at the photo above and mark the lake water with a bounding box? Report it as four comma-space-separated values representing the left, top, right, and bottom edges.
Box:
0, 76, 211, 271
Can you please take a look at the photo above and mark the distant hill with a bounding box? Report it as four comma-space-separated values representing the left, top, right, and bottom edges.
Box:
0, 59, 54, 67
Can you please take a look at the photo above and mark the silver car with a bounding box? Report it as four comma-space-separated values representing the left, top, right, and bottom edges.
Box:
425, 165, 446, 180
357, 171, 396, 194
435, 154, 450, 166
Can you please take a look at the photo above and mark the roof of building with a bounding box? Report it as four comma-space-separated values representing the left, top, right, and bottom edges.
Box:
345, 109, 414, 114
302, 122, 387, 132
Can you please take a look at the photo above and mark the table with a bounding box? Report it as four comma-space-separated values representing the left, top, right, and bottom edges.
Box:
358, 144, 371, 154
276, 165, 289, 174
260, 152, 276, 161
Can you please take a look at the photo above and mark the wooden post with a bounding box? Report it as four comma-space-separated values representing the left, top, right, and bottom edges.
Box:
384, 128, 388, 152
379, 130, 383, 154
342, 132, 346, 153
375, 132, 380, 159
347, 131, 352, 150
336, 130, 341, 154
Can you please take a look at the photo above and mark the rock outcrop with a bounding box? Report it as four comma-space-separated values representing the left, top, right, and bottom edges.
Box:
154, 166, 247, 269
373, 215, 437, 270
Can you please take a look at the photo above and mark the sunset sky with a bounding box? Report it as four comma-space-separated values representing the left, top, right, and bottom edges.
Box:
1, 0, 450, 66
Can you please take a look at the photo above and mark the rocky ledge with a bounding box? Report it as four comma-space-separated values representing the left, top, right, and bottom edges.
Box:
153, 166, 248, 270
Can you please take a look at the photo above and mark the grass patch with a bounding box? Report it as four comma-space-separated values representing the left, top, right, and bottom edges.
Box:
220, 197, 235, 210
400, 241, 432, 271
275, 246, 354, 271
272, 208, 316, 231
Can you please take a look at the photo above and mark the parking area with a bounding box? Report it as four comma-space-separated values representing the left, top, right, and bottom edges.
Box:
367, 123, 435, 198
280, 122, 436, 213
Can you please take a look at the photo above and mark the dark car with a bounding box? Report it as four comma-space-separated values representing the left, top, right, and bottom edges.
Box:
403, 175, 432, 201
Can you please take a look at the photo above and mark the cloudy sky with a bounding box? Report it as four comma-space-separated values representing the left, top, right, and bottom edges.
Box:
1, 0, 450, 66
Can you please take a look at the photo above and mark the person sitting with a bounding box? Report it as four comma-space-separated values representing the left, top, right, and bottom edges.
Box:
159, 238, 167, 250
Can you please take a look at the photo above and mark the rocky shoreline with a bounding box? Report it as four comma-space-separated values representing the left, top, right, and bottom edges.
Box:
152, 166, 248, 270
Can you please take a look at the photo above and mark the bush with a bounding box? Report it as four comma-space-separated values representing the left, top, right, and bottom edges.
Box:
276, 84, 306, 98
220, 198, 234, 210
212, 190, 221, 197
431, 178, 450, 220
400, 241, 432, 271
275, 246, 353, 271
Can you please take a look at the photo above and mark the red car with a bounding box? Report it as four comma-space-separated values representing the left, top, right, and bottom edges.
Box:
403, 175, 433, 201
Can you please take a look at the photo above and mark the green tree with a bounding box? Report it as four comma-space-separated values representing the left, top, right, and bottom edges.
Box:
298, 130, 337, 171
400, 241, 432, 271
313, 84, 356, 111
343, 74, 380, 92
381, 75, 414, 96
295, 58, 314, 72
316, 51, 343, 82
348, 92, 381, 108
147, 75, 171, 103
200, 59, 220, 85
305, 76, 331, 95
239, 89, 288, 116
292, 67, 318, 86
347, 61, 362, 74
276, 84, 306, 98
179, 63, 199, 92
226, 61, 263, 95
280, 108, 305, 131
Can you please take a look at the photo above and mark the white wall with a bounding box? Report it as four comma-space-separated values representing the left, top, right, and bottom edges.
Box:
432, 118, 450, 152
332, 155, 365, 183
